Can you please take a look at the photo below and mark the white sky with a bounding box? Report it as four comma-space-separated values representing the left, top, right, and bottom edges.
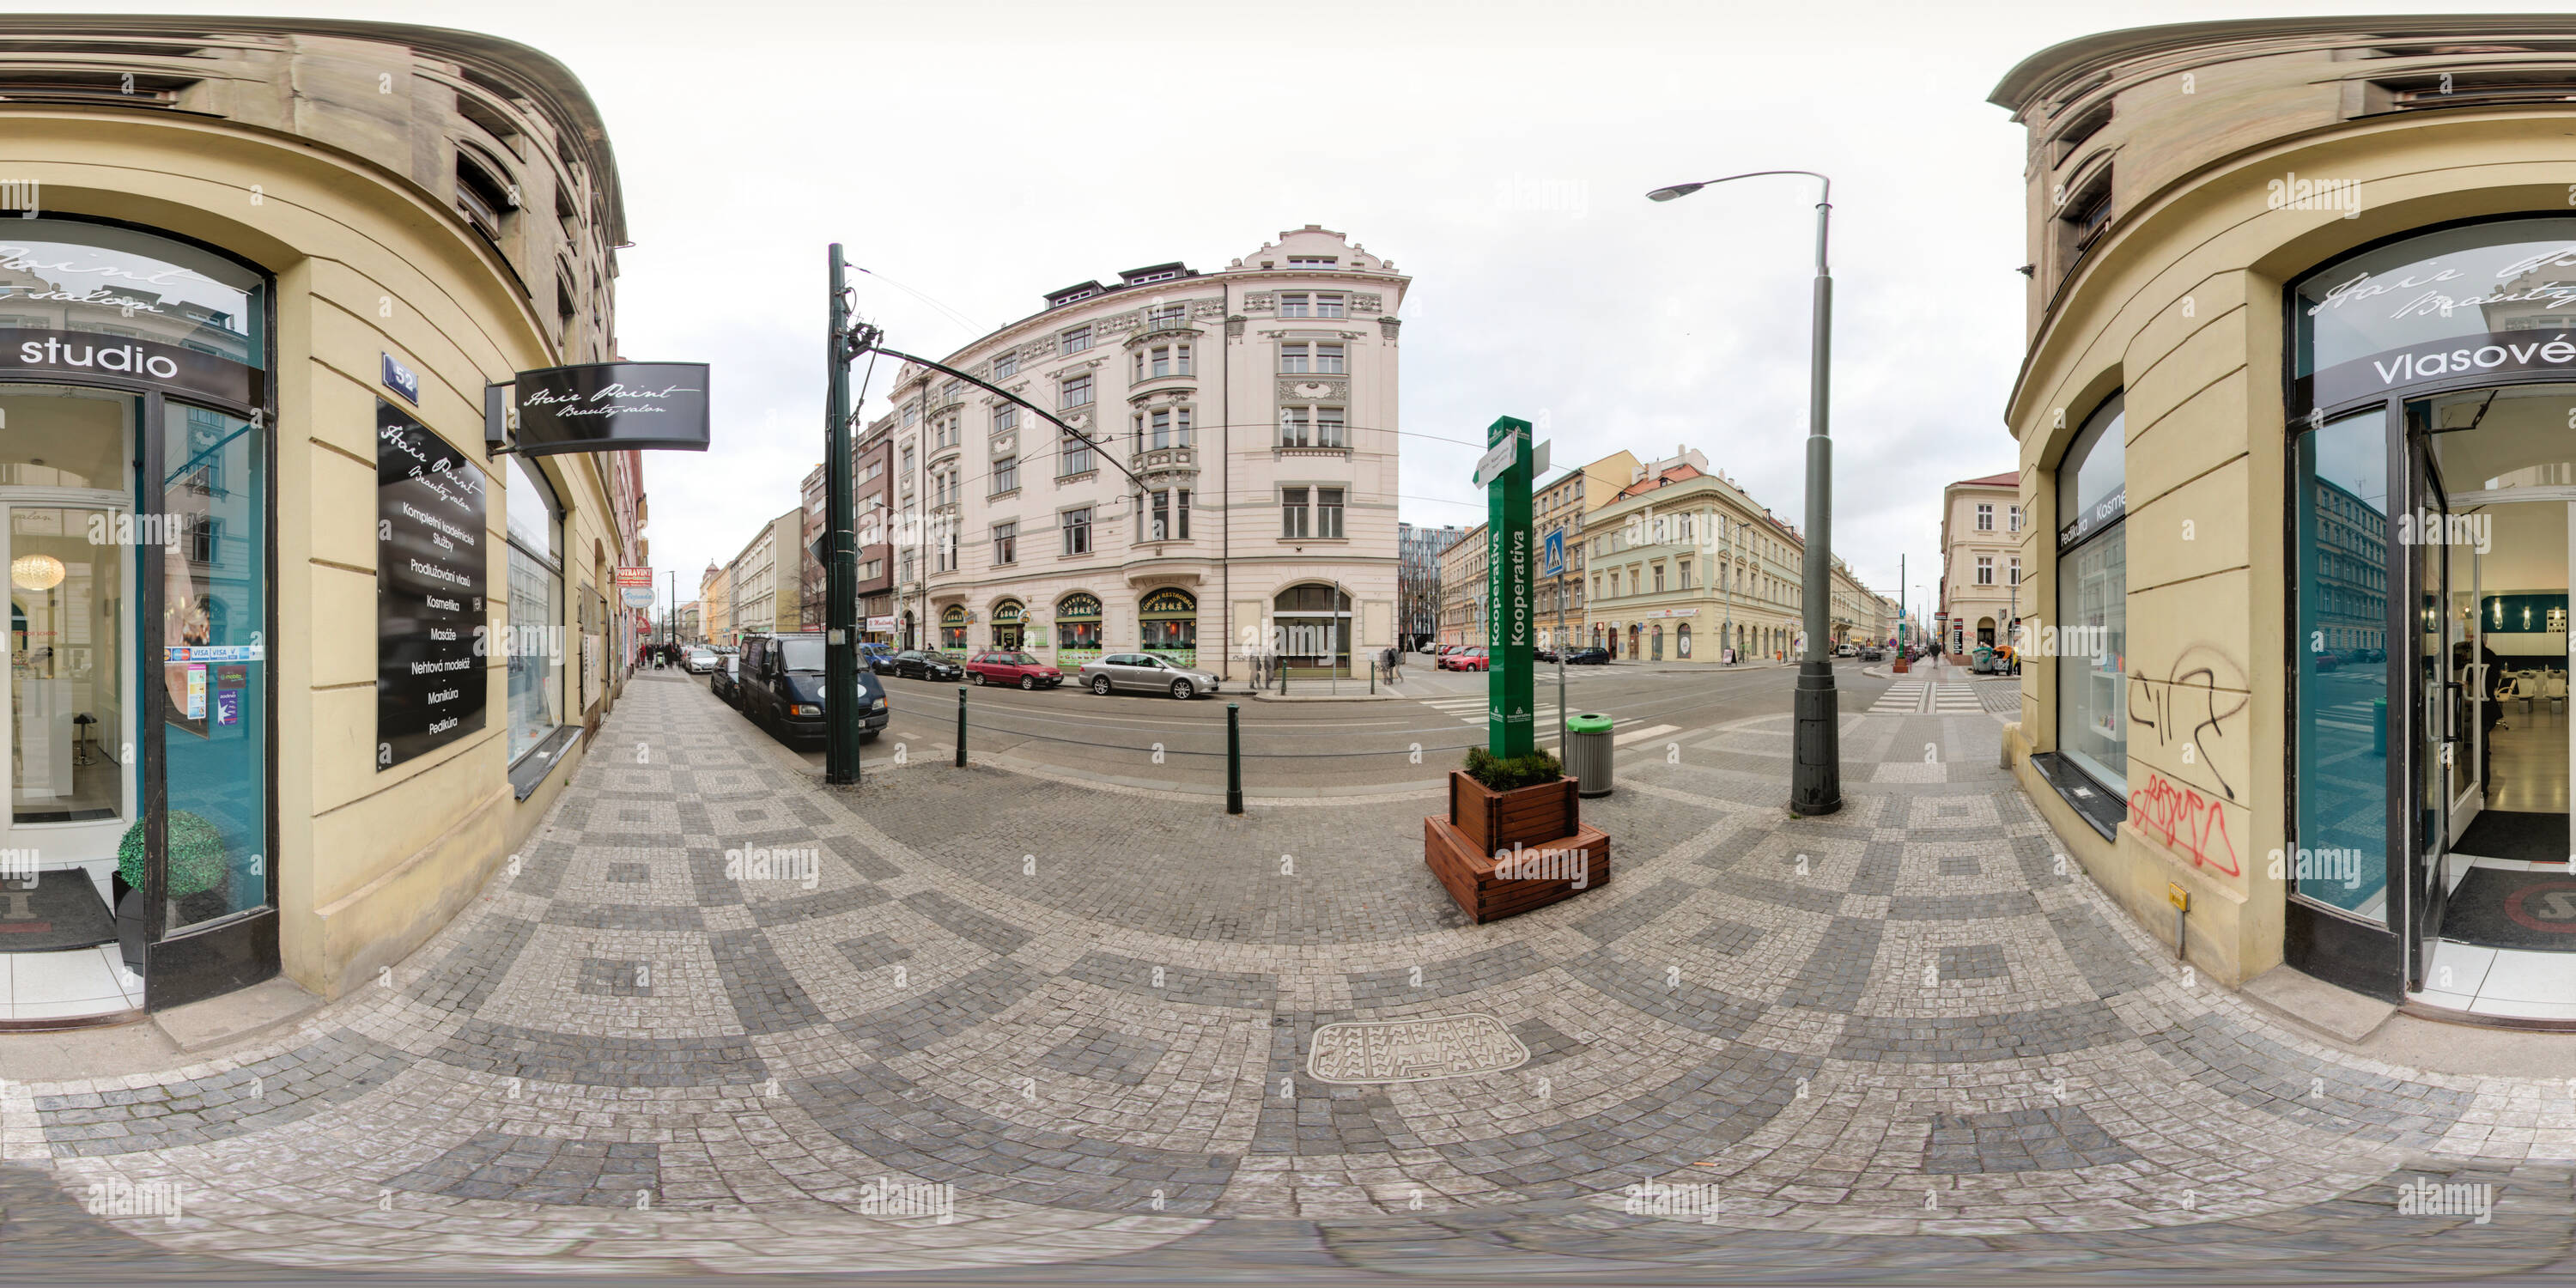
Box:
97, 0, 2576, 619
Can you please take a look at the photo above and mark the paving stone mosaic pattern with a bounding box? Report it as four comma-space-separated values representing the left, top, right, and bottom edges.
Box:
3, 672, 2574, 1282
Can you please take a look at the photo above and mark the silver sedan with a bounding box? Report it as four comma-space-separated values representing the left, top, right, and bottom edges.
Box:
1078, 652, 1221, 699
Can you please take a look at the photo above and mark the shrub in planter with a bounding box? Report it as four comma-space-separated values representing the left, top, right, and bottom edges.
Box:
1462, 746, 1562, 793
116, 811, 231, 899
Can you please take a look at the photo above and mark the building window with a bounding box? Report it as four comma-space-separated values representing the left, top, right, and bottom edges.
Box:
994, 405, 1018, 435
1062, 507, 1092, 556
940, 605, 967, 652
1653, 563, 1665, 592
992, 455, 1018, 495
2008, 505, 2022, 532
940, 379, 963, 404
1134, 343, 1191, 380
1146, 303, 1186, 328
2057, 392, 2128, 793
993, 351, 1019, 379
1149, 408, 1174, 448
1677, 558, 1691, 589
1057, 592, 1103, 651
1279, 341, 1345, 374
1060, 325, 1091, 355
1140, 586, 1197, 653
993, 520, 1017, 565
1145, 489, 1190, 541
1060, 433, 1094, 477
902, 405, 919, 428
1286, 255, 1337, 267
933, 416, 959, 449
1280, 406, 1310, 447
935, 524, 958, 573
1282, 487, 1309, 538
504, 456, 563, 765
1976, 502, 1994, 531
1976, 556, 1994, 585
2009, 556, 2021, 585
1317, 487, 1344, 538
1060, 372, 1092, 409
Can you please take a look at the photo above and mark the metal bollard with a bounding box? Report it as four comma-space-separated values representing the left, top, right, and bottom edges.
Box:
1226, 702, 1243, 815
955, 686, 967, 767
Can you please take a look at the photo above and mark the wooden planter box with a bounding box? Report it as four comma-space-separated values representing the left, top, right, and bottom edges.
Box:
1424, 816, 1610, 923
1447, 771, 1578, 854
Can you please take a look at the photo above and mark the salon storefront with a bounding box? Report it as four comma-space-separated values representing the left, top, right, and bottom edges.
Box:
1996, 16, 2576, 1024
0, 17, 642, 1024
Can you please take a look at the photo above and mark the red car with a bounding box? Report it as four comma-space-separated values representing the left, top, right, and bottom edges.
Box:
1440, 646, 1490, 671
965, 650, 1064, 690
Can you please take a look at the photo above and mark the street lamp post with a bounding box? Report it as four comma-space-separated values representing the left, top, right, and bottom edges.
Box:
1649, 170, 1840, 815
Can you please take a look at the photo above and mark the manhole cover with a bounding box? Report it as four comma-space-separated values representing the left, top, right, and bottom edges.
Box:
1305, 1013, 1528, 1084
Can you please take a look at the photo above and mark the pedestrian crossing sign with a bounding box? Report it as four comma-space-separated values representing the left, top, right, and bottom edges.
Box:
1541, 529, 1565, 578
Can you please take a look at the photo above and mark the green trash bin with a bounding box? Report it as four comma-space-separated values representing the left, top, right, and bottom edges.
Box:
1566, 712, 1615, 799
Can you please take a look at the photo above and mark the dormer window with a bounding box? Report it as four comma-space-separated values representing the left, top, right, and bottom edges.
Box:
1287, 255, 1338, 267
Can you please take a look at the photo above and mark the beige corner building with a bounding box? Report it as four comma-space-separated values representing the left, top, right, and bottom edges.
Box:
1937, 471, 2026, 656
0, 17, 644, 1019
1995, 15, 2576, 1024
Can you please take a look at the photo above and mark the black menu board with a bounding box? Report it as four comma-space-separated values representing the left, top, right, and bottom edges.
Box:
376, 398, 488, 769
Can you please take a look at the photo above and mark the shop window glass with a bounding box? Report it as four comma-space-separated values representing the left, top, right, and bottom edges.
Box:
2295, 216, 2576, 383
504, 457, 563, 764
159, 401, 265, 931
2293, 408, 2391, 922
0, 218, 264, 367
2057, 393, 2127, 792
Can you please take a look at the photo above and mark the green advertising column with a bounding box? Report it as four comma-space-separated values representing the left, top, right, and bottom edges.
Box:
1482, 416, 1534, 756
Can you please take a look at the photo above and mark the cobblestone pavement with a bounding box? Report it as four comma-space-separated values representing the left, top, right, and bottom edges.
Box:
5, 671, 2576, 1282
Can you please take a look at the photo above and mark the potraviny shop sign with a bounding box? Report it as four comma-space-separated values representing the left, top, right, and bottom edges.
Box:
486, 361, 711, 456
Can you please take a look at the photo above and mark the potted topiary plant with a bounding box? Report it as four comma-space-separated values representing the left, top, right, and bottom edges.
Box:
113, 811, 231, 971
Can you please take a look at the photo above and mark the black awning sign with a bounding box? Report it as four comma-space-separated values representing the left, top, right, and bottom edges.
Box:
509, 361, 709, 456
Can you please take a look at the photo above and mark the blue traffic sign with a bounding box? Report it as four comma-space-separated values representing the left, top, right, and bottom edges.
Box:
1541, 528, 1566, 578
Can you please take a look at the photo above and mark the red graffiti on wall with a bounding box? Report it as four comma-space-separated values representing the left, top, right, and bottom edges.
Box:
2128, 772, 2242, 877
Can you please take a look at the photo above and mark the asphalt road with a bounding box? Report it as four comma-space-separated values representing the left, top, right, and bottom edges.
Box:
743, 656, 1897, 793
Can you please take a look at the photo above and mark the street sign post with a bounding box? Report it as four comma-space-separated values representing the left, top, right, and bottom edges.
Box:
1479, 416, 1536, 758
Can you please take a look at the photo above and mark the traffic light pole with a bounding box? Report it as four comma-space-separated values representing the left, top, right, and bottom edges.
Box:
824, 245, 862, 787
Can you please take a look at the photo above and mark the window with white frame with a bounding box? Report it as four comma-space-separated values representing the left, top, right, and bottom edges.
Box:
2008, 556, 2021, 585
1279, 341, 1345, 374
993, 405, 1018, 435
902, 405, 919, 427
1286, 255, 1337, 267
1150, 407, 1182, 448
1976, 502, 1994, 532
1976, 555, 1994, 585
1279, 404, 1346, 448
933, 415, 959, 449
1281, 487, 1310, 538
1317, 487, 1344, 538
993, 520, 1017, 565
935, 524, 958, 573
1146, 303, 1185, 328
1060, 433, 1094, 477
991, 455, 1018, 495
1061, 507, 1091, 556
1134, 343, 1191, 380
1060, 372, 1092, 409
1060, 325, 1091, 355
2008, 504, 2022, 532
993, 351, 1019, 379
1144, 489, 1189, 541
940, 379, 963, 404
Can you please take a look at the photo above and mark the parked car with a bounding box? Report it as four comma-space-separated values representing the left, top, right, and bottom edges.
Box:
884, 649, 963, 682
738, 631, 888, 747
1859, 647, 1886, 662
1079, 652, 1221, 699
1441, 647, 1491, 671
683, 646, 720, 674
710, 654, 742, 708
968, 650, 1064, 690
1534, 647, 1558, 663
1562, 647, 1612, 665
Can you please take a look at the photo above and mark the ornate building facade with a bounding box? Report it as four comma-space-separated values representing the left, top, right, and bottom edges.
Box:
876, 227, 1404, 676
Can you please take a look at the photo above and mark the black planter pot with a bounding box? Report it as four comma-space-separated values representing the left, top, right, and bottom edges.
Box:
115, 885, 147, 974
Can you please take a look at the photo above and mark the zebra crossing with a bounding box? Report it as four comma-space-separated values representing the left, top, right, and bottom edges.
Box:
2313, 697, 2379, 736
1865, 680, 1984, 715
1412, 692, 1679, 753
